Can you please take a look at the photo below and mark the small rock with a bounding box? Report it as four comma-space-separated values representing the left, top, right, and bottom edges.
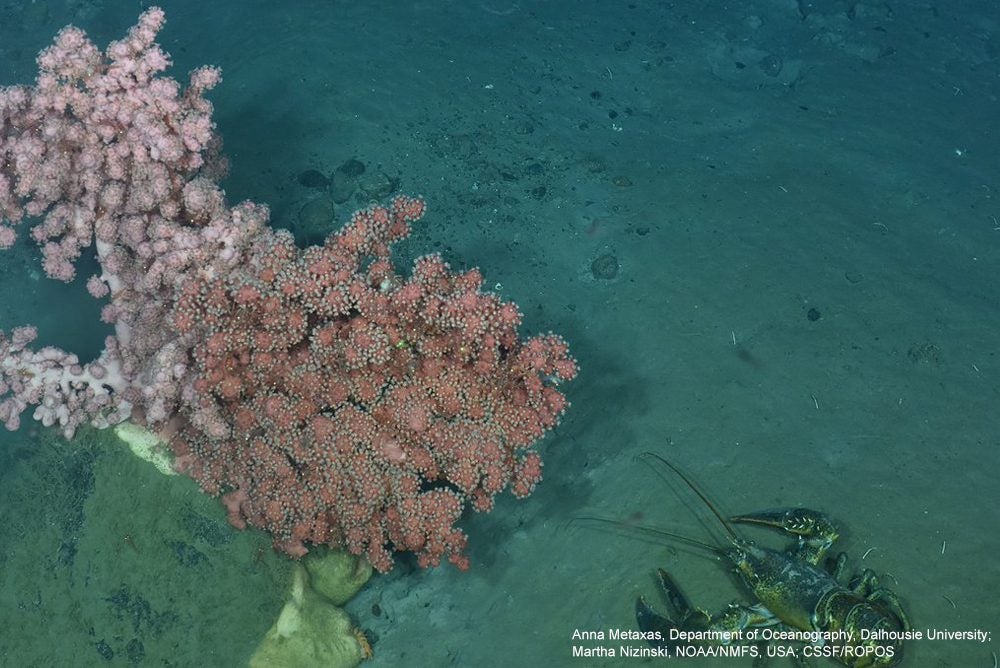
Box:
297, 195, 336, 245
358, 171, 397, 200
758, 54, 783, 77
591, 253, 620, 280
337, 158, 366, 178
329, 171, 356, 204
297, 169, 329, 189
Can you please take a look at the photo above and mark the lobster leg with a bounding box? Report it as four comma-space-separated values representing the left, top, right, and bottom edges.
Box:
850, 569, 913, 632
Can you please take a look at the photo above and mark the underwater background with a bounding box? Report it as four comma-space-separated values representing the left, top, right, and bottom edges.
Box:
1, 0, 997, 666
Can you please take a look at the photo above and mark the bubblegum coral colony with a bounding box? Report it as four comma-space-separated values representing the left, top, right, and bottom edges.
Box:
0, 8, 575, 571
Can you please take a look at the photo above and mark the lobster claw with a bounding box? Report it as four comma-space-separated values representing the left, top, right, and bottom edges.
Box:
636, 595, 677, 648
636, 568, 703, 650
731, 508, 839, 548
636, 568, 750, 651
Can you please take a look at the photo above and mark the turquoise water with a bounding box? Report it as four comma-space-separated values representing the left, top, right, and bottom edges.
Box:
1, 1, 997, 666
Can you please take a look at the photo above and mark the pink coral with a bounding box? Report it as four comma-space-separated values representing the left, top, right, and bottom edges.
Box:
169, 196, 576, 571
0, 8, 576, 572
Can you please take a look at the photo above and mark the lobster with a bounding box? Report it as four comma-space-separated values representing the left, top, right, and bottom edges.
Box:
629, 453, 912, 667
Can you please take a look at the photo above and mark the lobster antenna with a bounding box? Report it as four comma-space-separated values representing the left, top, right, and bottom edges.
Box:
570, 516, 723, 557
639, 452, 739, 542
